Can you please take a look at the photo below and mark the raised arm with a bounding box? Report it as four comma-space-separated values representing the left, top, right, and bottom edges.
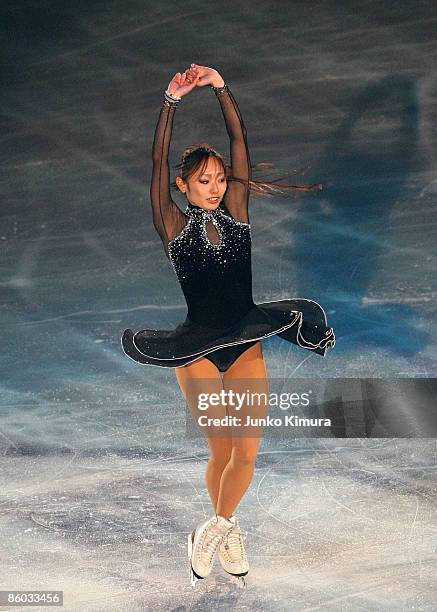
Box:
187, 64, 251, 224
212, 84, 251, 224
150, 71, 199, 256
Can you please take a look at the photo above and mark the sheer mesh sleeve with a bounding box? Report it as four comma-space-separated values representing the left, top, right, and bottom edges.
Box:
212, 84, 251, 224
150, 99, 187, 257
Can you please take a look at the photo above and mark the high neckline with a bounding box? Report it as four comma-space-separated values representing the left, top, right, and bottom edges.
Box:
184, 203, 222, 219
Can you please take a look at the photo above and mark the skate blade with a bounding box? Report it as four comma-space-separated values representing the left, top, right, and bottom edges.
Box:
229, 575, 247, 588
190, 566, 200, 587
188, 530, 203, 587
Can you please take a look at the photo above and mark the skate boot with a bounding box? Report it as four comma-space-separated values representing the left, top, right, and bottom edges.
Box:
187, 514, 235, 586
218, 515, 249, 587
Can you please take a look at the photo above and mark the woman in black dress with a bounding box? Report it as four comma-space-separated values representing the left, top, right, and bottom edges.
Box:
122, 64, 335, 586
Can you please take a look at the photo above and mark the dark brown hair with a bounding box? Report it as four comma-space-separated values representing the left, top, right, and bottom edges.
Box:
170, 143, 322, 196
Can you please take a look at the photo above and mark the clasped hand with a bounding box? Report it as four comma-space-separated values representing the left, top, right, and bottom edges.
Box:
166, 64, 225, 99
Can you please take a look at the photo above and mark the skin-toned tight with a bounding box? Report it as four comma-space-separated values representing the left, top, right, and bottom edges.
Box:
175, 341, 268, 519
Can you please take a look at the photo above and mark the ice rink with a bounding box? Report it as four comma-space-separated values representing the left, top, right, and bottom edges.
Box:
1, 1, 436, 609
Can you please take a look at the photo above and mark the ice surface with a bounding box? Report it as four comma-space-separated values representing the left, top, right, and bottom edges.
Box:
1, 0, 437, 609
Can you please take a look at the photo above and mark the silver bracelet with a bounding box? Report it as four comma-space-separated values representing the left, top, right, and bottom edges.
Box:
164, 90, 181, 105
211, 83, 228, 95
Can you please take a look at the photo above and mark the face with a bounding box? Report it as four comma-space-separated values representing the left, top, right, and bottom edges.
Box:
177, 156, 227, 211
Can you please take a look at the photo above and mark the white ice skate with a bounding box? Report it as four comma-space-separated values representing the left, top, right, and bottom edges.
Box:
218, 515, 249, 587
187, 514, 235, 586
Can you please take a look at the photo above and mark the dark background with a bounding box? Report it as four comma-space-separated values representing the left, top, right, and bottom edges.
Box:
1, 3, 436, 607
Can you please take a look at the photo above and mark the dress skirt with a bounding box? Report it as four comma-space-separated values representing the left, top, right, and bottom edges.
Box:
121, 298, 336, 368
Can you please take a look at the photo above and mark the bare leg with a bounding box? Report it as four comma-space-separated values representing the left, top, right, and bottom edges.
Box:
216, 342, 268, 519
175, 357, 232, 510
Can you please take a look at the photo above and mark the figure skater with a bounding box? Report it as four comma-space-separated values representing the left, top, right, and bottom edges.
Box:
122, 64, 335, 586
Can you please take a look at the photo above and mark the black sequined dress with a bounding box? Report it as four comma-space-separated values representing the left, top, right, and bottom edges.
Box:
121, 84, 335, 371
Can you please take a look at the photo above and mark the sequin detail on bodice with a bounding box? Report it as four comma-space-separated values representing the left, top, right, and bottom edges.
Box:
167, 204, 255, 328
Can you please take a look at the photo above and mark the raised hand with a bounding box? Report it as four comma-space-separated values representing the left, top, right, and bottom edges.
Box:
166, 70, 200, 99
185, 64, 225, 88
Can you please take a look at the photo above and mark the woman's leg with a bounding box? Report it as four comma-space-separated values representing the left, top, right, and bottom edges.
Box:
216, 342, 268, 519
175, 357, 233, 511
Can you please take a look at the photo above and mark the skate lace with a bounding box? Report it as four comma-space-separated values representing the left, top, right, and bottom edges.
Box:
222, 525, 247, 561
198, 522, 230, 564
